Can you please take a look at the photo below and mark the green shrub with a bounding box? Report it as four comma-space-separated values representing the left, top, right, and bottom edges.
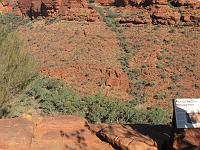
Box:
156, 62, 164, 69
0, 13, 31, 29
87, 0, 95, 3
45, 17, 61, 25
195, 83, 200, 89
171, 73, 180, 82
154, 91, 167, 100
91, 5, 119, 31
128, 68, 141, 80
0, 25, 38, 107
160, 72, 167, 79
19, 76, 171, 125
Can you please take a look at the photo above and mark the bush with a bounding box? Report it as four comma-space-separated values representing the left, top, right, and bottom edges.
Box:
87, 0, 95, 3
0, 13, 31, 29
0, 25, 38, 107
154, 91, 167, 100
19, 76, 171, 125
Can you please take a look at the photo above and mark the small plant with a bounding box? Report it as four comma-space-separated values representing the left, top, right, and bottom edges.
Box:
154, 91, 167, 100
0, 13, 31, 29
171, 73, 180, 82
156, 62, 164, 69
119, 53, 132, 71
45, 17, 61, 25
195, 83, 200, 89
157, 54, 164, 60
128, 68, 141, 80
87, 0, 94, 3
168, 28, 176, 33
160, 72, 167, 79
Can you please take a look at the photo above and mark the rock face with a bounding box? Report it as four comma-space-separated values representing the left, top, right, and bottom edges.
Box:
172, 0, 200, 8
95, 0, 115, 6
97, 0, 200, 25
0, 0, 100, 21
1, 0, 199, 24
151, 5, 181, 25
173, 129, 200, 149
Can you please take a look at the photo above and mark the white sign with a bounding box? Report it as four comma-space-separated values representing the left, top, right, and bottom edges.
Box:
174, 99, 200, 128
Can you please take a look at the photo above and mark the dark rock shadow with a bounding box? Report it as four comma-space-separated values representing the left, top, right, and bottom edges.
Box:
126, 124, 173, 150
40, 3, 48, 17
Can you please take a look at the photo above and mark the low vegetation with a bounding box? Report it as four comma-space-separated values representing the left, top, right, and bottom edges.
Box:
0, 24, 38, 114
9, 76, 171, 124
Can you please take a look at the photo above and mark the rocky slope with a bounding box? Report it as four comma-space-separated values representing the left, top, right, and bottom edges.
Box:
0, 115, 199, 150
0, 0, 200, 25
18, 21, 131, 100
0, 0, 100, 21
15, 19, 200, 107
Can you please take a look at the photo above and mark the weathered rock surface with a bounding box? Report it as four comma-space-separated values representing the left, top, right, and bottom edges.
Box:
100, 124, 158, 150
0, 0, 100, 21
0, 115, 114, 150
151, 5, 181, 25
0, 115, 200, 150
116, 8, 152, 25
95, 0, 115, 6
105, 68, 129, 92
30, 116, 111, 150
173, 129, 200, 150
0, 118, 33, 150
0, 0, 200, 24
172, 0, 200, 8
99, 0, 200, 25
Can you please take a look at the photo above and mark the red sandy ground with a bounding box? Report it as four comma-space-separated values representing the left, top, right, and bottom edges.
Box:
19, 20, 200, 109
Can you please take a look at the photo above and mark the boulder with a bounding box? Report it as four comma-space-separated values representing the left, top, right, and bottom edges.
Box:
173, 129, 200, 149
117, 10, 152, 24
172, 0, 200, 8
184, 129, 200, 147
100, 124, 158, 150
0, 0, 100, 21
105, 68, 129, 92
151, 5, 181, 25
180, 9, 200, 24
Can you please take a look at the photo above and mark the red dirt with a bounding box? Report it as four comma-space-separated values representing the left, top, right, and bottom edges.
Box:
19, 21, 131, 100
122, 25, 200, 108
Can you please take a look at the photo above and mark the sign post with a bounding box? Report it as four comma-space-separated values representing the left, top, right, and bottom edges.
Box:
172, 99, 200, 149
174, 99, 200, 128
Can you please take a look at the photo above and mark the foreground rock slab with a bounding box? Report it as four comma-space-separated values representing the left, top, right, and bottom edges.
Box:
0, 115, 114, 150
0, 118, 33, 150
0, 115, 200, 150
30, 116, 112, 150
